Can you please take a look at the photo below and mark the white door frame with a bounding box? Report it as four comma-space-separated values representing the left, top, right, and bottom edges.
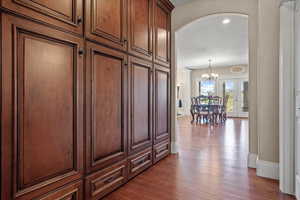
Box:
279, 0, 295, 195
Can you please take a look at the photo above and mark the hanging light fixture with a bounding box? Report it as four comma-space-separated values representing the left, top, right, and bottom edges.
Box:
201, 59, 219, 80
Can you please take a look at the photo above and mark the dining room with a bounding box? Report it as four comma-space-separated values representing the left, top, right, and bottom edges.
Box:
175, 13, 249, 126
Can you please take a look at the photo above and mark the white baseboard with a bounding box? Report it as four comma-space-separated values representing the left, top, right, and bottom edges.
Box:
296, 175, 300, 199
256, 160, 279, 180
171, 141, 178, 154
247, 153, 257, 168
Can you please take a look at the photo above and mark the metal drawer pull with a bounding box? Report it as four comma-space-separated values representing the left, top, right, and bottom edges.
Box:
103, 176, 116, 184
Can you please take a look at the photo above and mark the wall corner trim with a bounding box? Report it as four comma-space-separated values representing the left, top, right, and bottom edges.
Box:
171, 141, 179, 154
256, 160, 279, 180
296, 175, 300, 199
247, 153, 257, 168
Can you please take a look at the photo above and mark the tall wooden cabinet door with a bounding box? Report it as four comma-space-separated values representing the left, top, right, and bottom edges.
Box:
128, 57, 153, 155
128, 0, 153, 61
153, 65, 170, 144
0, 0, 83, 34
85, 0, 128, 51
153, 0, 173, 67
86, 41, 128, 174
1, 14, 84, 200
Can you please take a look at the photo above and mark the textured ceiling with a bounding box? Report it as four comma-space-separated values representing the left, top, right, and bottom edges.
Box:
176, 14, 249, 69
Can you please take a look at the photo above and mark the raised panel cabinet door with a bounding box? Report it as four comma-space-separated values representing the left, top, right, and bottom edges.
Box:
1, 14, 84, 200
86, 41, 128, 174
85, 0, 128, 51
153, 0, 173, 67
154, 65, 170, 144
128, 0, 153, 60
128, 57, 153, 155
0, 0, 83, 34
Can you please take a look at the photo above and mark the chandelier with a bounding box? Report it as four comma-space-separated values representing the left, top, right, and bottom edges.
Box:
201, 59, 219, 80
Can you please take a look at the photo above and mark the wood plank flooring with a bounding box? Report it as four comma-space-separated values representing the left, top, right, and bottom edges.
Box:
104, 117, 295, 200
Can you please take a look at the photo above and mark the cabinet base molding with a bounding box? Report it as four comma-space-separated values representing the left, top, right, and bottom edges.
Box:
171, 141, 179, 154
256, 160, 279, 180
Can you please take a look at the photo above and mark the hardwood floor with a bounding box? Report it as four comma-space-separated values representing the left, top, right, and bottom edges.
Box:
104, 117, 295, 200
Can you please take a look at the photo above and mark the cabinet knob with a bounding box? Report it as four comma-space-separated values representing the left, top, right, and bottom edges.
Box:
77, 16, 83, 25
78, 48, 85, 55
123, 38, 128, 43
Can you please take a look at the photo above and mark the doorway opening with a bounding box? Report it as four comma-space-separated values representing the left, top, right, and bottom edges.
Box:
175, 13, 250, 162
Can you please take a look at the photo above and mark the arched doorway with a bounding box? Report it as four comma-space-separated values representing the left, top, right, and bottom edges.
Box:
170, 2, 258, 171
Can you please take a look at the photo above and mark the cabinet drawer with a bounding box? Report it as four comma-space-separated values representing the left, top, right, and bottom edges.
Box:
85, 161, 127, 200
153, 140, 169, 163
128, 148, 152, 179
35, 180, 83, 200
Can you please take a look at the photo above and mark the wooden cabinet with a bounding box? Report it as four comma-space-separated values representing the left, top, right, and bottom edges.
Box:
0, 0, 83, 34
85, 41, 128, 174
1, 0, 173, 199
128, 57, 153, 155
128, 0, 153, 60
85, 161, 127, 200
1, 14, 84, 200
154, 65, 170, 144
85, 0, 128, 51
154, 0, 173, 67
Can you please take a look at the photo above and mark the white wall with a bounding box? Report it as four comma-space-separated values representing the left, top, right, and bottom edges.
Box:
256, 0, 280, 165
176, 68, 191, 116
279, 0, 295, 194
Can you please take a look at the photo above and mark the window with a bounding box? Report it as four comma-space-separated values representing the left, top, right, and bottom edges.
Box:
199, 80, 216, 96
